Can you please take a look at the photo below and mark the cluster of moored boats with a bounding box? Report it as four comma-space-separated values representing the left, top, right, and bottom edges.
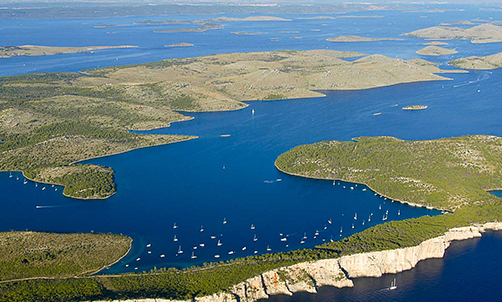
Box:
9, 174, 59, 196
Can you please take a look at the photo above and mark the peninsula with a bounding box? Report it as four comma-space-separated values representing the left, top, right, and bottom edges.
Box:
449, 52, 502, 70
416, 46, 458, 56
0, 50, 465, 199
0, 45, 137, 58
403, 23, 502, 43
327, 35, 402, 42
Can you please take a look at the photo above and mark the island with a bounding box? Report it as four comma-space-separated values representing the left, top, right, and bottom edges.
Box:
423, 41, 449, 45
2, 135, 502, 302
416, 46, 458, 56
403, 23, 502, 44
439, 20, 475, 26
327, 35, 402, 42
165, 43, 194, 47
154, 23, 223, 33
402, 105, 428, 110
231, 31, 267, 35
0, 50, 466, 199
0, 45, 137, 58
449, 52, 502, 70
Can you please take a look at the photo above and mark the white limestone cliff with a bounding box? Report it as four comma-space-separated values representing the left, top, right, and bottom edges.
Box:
96, 222, 502, 302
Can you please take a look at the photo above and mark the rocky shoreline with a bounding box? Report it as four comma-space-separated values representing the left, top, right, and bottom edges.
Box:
93, 222, 502, 302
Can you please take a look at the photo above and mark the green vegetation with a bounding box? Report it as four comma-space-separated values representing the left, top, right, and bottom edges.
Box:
0, 73, 194, 199
275, 135, 502, 252
276, 136, 502, 210
0, 248, 336, 301
0, 232, 131, 282
1, 51, 455, 199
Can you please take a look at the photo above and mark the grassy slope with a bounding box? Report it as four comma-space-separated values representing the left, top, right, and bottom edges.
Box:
0, 232, 131, 282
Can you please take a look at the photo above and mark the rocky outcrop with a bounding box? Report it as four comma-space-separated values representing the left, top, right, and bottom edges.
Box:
98, 222, 502, 302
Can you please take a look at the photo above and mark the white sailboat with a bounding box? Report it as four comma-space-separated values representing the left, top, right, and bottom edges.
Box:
251, 224, 256, 230
200, 225, 204, 232
328, 218, 332, 224
223, 217, 227, 225
191, 252, 197, 259
389, 278, 397, 290
178, 245, 183, 254
354, 213, 357, 220
266, 245, 272, 252
217, 239, 222, 246
253, 235, 258, 242
173, 222, 178, 229
173, 235, 178, 242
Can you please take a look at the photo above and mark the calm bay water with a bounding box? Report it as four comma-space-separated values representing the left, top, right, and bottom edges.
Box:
0, 5, 501, 300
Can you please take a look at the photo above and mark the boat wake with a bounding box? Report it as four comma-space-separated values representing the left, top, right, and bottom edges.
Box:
35, 205, 62, 209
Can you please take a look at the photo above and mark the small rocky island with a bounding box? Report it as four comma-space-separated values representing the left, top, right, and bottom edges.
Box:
449, 52, 502, 70
327, 35, 401, 42
416, 46, 457, 56
403, 105, 428, 110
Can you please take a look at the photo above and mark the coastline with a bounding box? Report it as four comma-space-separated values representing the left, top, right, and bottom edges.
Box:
89, 237, 134, 276
274, 161, 450, 212
92, 222, 502, 302
1, 136, 198, 200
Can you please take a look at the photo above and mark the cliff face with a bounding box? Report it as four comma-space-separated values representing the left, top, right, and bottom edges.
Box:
96, 222, 502, 302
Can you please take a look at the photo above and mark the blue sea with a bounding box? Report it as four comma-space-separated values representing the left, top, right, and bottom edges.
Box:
0, 5, 501, 300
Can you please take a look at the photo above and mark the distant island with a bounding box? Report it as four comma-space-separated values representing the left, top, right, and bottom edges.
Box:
327, 35, 402, 42
165, 43, 194, 47
449, 52, 502, 70
440, 20, 475, 26
423, 41, 449, 45
403, 23, 502, 44
416, 46, 458, 56
0, 45, 137, 58
231, 31, 268, 35
0, 50, 461, 199
154, 23, 223, 33
403, 105, 428, 110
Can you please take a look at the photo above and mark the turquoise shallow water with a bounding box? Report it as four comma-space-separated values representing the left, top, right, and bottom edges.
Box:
0, 6, 502, 298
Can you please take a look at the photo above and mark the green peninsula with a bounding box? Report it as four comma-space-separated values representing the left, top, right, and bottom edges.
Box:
276, 135, 502, 211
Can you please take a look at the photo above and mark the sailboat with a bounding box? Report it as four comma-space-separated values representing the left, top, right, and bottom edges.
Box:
178, 245, 183, 254
217, 239, 222, 246
266, 245, 272, 252
398, 210, 401, 216
253, 235, 258, 242
302, 232, 307, 240
362, 220, 365, 226
251, 224, 256, 230
328, 218, 332, 224
389, 278, 397, 290
242, 246, 247, 251
352, 223, 354, 229
200, 225, 204, 232
173, 235, 178, 242
354, 213, 357, 220
191, 252, 197, 259
314, 229, 319, 236
173, 222, 178, 229
223, 217, 227, 225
